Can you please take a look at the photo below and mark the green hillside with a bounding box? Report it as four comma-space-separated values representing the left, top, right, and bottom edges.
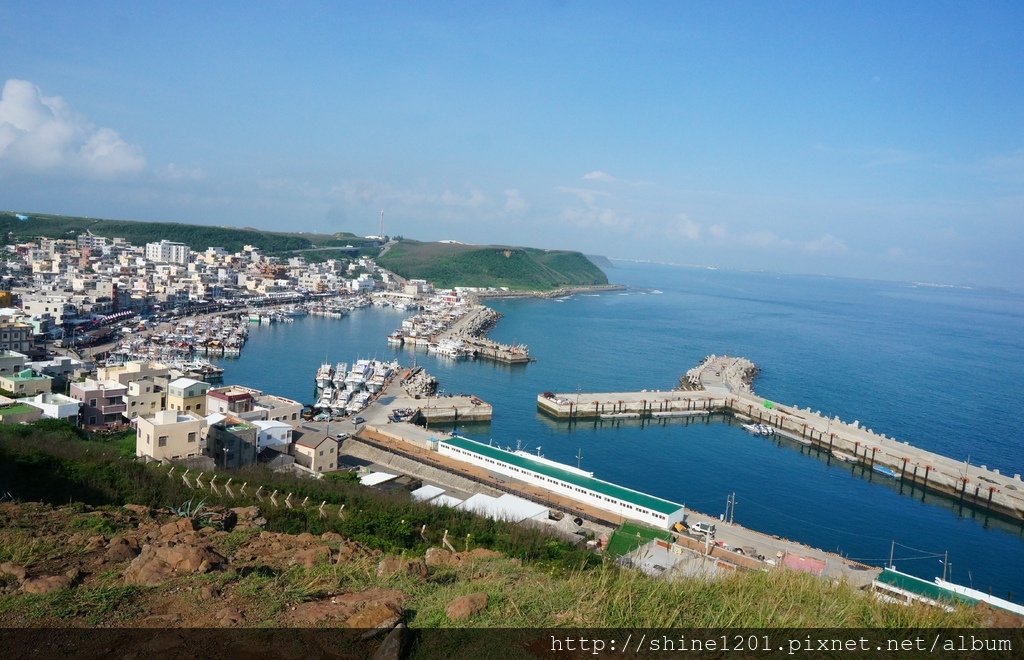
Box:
0, 211, 373, 255
377, 240, 608, 290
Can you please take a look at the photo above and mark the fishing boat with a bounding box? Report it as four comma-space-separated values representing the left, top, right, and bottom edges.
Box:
872, 464, 899, 478
741, 422, 775, 436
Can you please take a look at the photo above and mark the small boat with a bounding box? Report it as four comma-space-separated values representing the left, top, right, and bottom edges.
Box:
832, 450, 857, 463
742, 423, 774, 436
872, 464, 899, 478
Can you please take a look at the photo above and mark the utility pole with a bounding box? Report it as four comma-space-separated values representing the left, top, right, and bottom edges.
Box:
888, 540, 895, 569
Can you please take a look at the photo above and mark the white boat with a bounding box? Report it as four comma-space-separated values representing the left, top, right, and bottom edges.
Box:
315, 362, 334, 389
428, 338, 470, 359
387, 330, 405, 345
742, 423, 775, 436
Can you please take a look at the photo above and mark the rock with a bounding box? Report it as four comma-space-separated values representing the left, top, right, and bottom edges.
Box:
462, 548, 502, 561
372, 623, 410, 660
282, 588, 405, 627
124, 542, 226, 586
231, 506, 259, 520
21, 574, 72, 594
347, 602, 402, 635
376, 557, 427, 580
445, 592, 488, 621
293, 546, 332, 569
424, 547, 455, 567
0, 562, 27, 581
84, 534, 107, 551
199, 584, 221, 600
123, 504, 151, 517
104, 537, 140, 563
295, 533, 315, 543
216, 607, 244, 626
320, 532, 344, 543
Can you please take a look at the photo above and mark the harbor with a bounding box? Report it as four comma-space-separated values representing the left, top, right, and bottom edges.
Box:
538, 355, 1024, 524
387, 300, 530, 364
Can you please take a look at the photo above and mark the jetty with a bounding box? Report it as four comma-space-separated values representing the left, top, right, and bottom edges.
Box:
538, 355, 1024, 523
388, 301, 530, 364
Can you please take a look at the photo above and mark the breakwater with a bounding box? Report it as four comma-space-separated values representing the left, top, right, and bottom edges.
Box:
538, 355, 1024, 524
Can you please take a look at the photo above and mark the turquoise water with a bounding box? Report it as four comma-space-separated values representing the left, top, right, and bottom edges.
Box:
215, 262, 1024, 602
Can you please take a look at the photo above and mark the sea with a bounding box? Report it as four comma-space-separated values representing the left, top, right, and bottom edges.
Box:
213, 260, 1024, 602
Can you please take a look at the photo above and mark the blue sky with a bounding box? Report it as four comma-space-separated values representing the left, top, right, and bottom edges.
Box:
1, 2, 1021, 286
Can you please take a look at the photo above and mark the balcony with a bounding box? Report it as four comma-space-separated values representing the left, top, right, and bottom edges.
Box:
98, 402, 127, 415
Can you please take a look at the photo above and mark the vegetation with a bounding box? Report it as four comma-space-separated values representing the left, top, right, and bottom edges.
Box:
0, 420, 990, 630
0, 211, 375, 256
377, 240, 609, 290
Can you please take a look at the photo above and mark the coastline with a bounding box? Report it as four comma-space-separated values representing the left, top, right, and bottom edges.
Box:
475, 283, 627, 300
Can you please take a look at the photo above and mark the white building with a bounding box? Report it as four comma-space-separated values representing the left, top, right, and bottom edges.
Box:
251, 419, 293, 451
25, 393, 81, 423
437, 436, 686, 530
145, 240, 192, 265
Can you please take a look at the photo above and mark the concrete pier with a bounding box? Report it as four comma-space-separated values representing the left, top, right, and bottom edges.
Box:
538, 355, 1024, 523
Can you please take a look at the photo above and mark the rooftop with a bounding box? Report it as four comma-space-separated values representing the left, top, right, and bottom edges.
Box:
441, 436, 684, 515
875, 568, 977, 607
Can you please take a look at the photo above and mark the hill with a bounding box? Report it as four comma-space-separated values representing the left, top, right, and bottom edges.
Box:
377, 240, 608, 290
0, 420, 991, 639
0, 211, 376, 255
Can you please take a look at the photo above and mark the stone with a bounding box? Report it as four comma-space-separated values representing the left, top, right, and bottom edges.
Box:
293, 546, 332, 569
216, 606, 245, 626
123, 504, 151, 517
372, 623, 409, 660
0, 562, 27, 581
21, 574, 72, 594
104, 537, 140, 563
124, 542, 226, 586
376, 557, 427, 580
199, 584, 221, 600
445, 592, 488, 621
424, 547, 454, 567
281, 588, 405, 627
346, 602, 402, 634
462, 548, 501, 561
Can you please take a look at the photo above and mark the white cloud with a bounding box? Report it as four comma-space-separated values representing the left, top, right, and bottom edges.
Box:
556, 186, 610, 206
440, 188, 488, 208
804, 233, 847, 254
708, 224, 728, 240
157, 162, 206, 182
502, 188, 527, 214
560, 206, 633, 231
739, 230, 793, 249
670, 214, 701, 241
582, 170, 616, 182
0, 78, 145, 178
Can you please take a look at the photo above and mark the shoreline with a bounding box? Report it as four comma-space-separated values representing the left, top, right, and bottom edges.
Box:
475, 283, 627, 300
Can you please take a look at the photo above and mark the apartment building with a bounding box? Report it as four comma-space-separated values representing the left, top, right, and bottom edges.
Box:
136, 410, 206, 462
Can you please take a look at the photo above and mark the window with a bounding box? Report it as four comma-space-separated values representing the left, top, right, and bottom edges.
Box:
185, 405, 191, 410
89, 398, 97, 407
158, 436, 168, 447
187, 432, 196, 443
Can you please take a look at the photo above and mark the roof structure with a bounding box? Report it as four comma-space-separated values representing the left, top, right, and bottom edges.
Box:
441, 435, 683, 515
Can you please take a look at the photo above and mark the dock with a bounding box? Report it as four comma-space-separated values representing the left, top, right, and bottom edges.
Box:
538, 355, 1024, 523
437, 304, 530, 364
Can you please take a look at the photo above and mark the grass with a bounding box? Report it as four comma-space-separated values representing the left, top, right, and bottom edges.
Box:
0, 530, 56, 565
0, 584, 143, 625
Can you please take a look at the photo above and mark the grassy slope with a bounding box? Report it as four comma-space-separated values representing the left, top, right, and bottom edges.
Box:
0, 211, 368, 255
377, 240, 608, 290
0, 421, 988, 629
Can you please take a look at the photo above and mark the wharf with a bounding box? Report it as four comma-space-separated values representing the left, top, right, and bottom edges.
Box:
538, 355, 1024, 523
361, 371, 493, 426
437, 305, 530, 364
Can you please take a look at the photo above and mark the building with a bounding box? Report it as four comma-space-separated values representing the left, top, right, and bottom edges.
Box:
206, 386, 255, 416
290, 432, 340, 474
0, 368, 53, 397
0, 350, 27, 376
70, 378, 128, 427
25, 393, 81, 423
205, 416, 258, 470
437, 436, 686, 530
136, 410, 206, 462
144, 240, 192, 265
123, 378, 165, 420
166, 377, 210, 415
252, 391, 303, 426
251, 419, 294, 451
0, 402, 42, 424
0, 320, 33, 353
96, 360, 172, 386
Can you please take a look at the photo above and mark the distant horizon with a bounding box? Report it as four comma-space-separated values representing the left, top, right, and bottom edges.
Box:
2, 4, 1021, 287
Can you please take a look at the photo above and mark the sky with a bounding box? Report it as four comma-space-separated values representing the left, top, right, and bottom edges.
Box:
0, 2, 1022, 287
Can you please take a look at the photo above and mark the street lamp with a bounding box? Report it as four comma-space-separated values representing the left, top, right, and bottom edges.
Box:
222, 446, 230, 470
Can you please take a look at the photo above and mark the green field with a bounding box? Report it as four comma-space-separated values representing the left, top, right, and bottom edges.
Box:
377, 240, 608, 290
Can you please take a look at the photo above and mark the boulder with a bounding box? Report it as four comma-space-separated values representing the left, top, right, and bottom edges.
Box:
372, 623, 410, 660
282, 588, 405, 627
216, 606, 245, 626
424, 547, 455, 567
123, 504, 152, 517
21, 574, 72, 594
376, 557, 427, 580
0, 562, 27, 581
104, 536, 140, 563
124, 542, 226, 586
293, 546, 332, 569
445, 592, 488, 621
